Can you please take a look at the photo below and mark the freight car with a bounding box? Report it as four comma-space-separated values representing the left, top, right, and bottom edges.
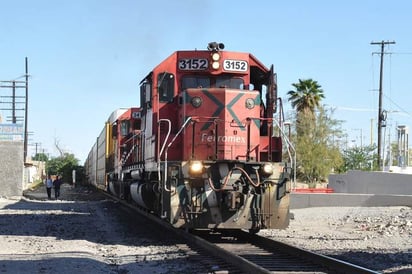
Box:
85, 42, 292, 233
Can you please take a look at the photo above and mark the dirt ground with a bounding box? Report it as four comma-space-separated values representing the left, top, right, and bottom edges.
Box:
0, 183, 411, 273
0, 183, 211, 274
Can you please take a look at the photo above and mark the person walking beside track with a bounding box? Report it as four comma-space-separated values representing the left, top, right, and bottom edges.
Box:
44, 175, 53, 199
53, 175, 62, 199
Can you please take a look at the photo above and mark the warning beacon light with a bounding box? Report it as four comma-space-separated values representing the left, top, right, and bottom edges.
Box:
207, 42, 225, 51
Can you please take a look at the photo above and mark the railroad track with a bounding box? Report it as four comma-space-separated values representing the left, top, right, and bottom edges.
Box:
104, 191, 380, 273
192, 229, 381, 273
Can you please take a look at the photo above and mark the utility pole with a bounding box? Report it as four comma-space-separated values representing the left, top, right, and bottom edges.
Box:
24, 57, 29, 162
32, 142, 41, 156
371, 40, 395, 169
0, 58, 29, 162
0, 80, 25, 123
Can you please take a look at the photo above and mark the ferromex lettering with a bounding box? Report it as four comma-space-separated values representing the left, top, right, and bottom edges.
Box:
201, 133, 245, 143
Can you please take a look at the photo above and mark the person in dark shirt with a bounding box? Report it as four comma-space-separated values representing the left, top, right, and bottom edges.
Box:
53, 175, 62, 199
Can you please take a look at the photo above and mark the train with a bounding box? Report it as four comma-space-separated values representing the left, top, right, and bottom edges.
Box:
85, 42, 292, 233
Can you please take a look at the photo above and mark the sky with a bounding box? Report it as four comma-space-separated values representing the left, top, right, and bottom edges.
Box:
0, 0, 411, 163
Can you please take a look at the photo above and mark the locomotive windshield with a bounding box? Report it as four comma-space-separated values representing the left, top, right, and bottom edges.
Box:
216, 76, 243, 89
181, 76, 210, 89
181, 75, 244, 90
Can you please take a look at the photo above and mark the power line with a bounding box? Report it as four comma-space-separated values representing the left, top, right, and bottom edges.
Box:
328, 105, 375, 112
383, 94, 412, 118
392, 52, 412, 55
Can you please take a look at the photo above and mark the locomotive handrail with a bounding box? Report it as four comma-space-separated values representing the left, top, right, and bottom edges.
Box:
273, 118, 296, 186
274, 97, 296, 186
158, 119, 172, 158
121, 132, 142, 166
158, 119, 172, 193
166, 116, 192, 150
162, 116, 192, 192
123, 130, 141, 145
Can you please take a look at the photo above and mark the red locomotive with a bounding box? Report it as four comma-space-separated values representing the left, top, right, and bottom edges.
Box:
85, 42, 291, 233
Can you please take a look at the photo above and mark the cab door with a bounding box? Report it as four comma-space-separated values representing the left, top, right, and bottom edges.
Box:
140, 79, 157, 171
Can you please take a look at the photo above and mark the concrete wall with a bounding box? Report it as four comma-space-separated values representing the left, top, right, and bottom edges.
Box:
290, 193, 412, 209
289, 170, 412, 209
328, 170, 412, 195
0, 141, 24, 197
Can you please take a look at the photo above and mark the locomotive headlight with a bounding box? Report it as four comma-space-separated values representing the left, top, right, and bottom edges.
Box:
211, 52, 220, 61
262, 163, 273, 175
212, 61, 220, 70
191, 96, 202, 108
189, 160, 203, 174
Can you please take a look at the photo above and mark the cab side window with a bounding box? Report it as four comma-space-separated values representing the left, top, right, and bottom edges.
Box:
120, 120, 130, 136
158, 72, 175, 103
133, 119, 141, 130
140, 81, 152, 109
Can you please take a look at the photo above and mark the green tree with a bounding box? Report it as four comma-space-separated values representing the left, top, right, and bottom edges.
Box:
287, 79, 345, 185
339, 144, 377, 172
32, 153, 49, 162
46, 153, 82, 184
294, 107, 343, 184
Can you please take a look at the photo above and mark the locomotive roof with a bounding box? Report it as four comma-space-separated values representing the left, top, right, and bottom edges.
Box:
107, 108, 128, 123
139, 49, 271, 84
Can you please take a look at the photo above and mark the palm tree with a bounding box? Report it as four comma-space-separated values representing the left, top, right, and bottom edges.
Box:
287, 79, 325, 115
287, 79, 329, 185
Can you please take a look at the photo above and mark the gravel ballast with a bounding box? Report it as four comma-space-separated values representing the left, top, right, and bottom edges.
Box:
259, 206, 412, 273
